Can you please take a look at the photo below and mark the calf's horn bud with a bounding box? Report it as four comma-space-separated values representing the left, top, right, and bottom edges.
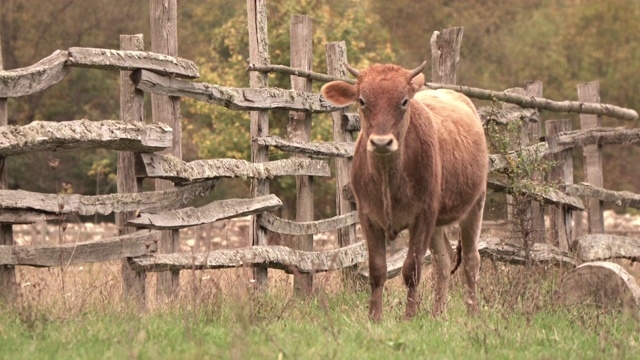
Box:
345, 63, 360, 78
409, 61, 428, 78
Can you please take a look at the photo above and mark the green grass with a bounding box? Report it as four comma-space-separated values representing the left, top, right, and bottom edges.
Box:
1, 266, 638, 359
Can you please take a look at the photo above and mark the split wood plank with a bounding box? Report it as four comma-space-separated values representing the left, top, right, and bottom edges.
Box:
0, 119, 172, 156
127, 194, 282, 230
136, 154, 330, 182
258, 211, 359, 236
133, 70, 341, 113
577, 234, 640, 262
128, 240, 367, 274
256, 136, 354, 158
566, 182, 640, 209
0, 50, 70, 98
487, 178, 584, 210
548, 127, 640, 152
66, 47, 199, 78
0, 179, 218, 216
0, 210, 62, 224
0, 230, 159, 267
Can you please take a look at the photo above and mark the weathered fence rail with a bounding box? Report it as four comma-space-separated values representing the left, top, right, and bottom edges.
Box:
2, 0, 640, 308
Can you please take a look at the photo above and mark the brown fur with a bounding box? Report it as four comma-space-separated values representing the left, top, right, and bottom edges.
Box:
322, 63, 488, 321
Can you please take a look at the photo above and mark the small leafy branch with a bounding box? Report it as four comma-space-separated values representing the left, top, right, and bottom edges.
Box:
483, 103, 557, 263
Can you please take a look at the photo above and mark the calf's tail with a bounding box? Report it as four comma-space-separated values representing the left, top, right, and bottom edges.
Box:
450, 239, 462, 275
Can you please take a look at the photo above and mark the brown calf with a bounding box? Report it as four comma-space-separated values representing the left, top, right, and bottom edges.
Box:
321, 62, 488, 321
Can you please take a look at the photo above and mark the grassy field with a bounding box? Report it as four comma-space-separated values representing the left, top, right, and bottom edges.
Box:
0, 262, 638, 360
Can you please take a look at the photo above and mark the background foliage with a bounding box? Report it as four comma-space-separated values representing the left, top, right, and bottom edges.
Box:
1, 0, 639, 218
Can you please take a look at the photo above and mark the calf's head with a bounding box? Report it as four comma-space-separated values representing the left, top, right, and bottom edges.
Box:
321, 62, 427, 156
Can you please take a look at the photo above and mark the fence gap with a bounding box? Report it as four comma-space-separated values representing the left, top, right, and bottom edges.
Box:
525, 80, 545, 243
119, 34, 146, 308
546, 119, 573, 250
247, 0, 270, 288
0, 27, 15, 300
150, 0, 181, 301
325, 41, 358, 282
578, 81, 604, 234
288, 14, 314, 296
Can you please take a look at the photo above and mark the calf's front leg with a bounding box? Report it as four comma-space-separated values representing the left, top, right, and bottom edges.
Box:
361, 216, 387, 321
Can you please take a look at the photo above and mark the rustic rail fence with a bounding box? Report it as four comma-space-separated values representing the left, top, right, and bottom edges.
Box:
1, 0, 640, 308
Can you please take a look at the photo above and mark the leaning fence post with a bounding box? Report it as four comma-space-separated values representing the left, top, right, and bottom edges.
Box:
546, 119, 573, 251
150, 0, 181, 301
578, 81, 604, 234
325, 41, 358, 282
118, 34, 146, 308
288, 14, 314, 295
247, 0, 270, 288
0, 26, 15, 300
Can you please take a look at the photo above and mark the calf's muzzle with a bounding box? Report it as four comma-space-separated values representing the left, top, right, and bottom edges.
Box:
368, 134, 398, 155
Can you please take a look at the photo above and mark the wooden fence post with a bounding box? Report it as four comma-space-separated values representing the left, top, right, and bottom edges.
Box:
546, 119, 573, 251
325, 41, 358, 281
525, 80, 545, 243
150, 0, 181, 301
288, 15, 314, 295
578, 81, 604, 234
0, 27, 15, 300
247, 0, 270, 288
430, 27, 463, 85
119, 34, 146, 307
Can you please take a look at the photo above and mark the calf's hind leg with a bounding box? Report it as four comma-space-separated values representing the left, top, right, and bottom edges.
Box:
458, 192, 486, 313
428, 226, 450, 317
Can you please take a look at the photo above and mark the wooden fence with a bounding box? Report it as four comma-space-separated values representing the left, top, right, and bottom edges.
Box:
2, 0, 640, 307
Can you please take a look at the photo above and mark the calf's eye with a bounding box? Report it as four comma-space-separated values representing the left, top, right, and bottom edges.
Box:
401, 98, 409, 107
358, 98, 366, 107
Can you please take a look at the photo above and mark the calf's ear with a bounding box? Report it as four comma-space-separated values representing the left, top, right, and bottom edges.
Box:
411, 73, 425, 93
321, 81, 357, 106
